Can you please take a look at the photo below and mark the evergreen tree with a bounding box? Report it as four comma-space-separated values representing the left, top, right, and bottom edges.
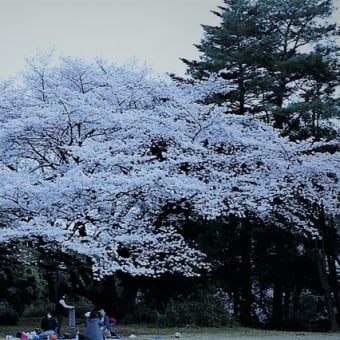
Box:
182, 0, 339, 140
182, 0, 265, 115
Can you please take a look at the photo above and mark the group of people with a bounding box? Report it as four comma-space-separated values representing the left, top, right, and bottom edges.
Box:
28, 295, 74, 339
31, 294, 116, 340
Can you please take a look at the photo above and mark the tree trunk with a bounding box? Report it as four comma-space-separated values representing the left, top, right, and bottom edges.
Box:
239, 220, 253, 325
283, 287, 291, 322
237, 64, 246, 115
327, 253, 340, 326
272, 281, 284, 329
114, 274, 139, 319
314, 241, 338, 331
233, 289, 240, 318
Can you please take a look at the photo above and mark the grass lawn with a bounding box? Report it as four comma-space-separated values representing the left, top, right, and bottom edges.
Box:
1, 318, 340, 339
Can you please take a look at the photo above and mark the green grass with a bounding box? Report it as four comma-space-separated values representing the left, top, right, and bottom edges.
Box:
0, 317, 41, 338
1, 318, 339, 339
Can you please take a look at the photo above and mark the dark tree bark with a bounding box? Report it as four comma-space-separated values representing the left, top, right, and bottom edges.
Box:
239, 220, 253, 325
314, 240, 338, 331
272, 280, 284, 329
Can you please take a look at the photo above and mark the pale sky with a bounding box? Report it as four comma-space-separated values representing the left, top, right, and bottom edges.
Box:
0, 0, 222, 78
0, 0, 338, 79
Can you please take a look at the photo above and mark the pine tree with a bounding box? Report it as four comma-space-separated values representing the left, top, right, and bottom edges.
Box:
182, 0, 339, 140
182, 0, 265, 115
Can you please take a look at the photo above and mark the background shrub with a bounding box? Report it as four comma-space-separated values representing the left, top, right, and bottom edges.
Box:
23, 295, 94, 319
120, 303, 160, 324
0, 302, 19, 325
158, 295, 230, 327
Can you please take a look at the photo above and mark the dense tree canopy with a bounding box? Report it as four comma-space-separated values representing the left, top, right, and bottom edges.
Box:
0, 55, 338, 284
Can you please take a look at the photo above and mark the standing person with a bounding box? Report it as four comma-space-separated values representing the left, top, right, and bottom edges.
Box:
55, 294, 75, 335
84, 310, 103, 340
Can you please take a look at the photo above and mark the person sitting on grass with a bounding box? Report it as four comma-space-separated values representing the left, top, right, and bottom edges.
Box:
32, 312, 58, 340
84, 310, 103, 340
98, 309, 116, 335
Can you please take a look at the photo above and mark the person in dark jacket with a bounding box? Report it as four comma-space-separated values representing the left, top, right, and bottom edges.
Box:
36, 312, 58, 339
84, 310, 103, 340
55, 294, 74, 335
41, 312, 58, 332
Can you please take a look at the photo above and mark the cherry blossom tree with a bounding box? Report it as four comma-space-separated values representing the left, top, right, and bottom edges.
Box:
0, 55, 338, 290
